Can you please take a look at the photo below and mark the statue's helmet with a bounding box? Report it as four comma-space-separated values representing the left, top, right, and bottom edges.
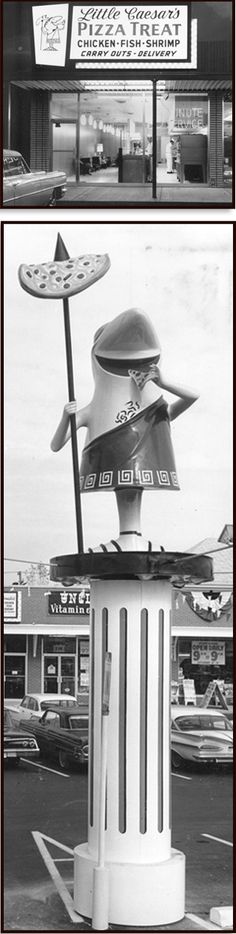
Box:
93, 308, 161, 367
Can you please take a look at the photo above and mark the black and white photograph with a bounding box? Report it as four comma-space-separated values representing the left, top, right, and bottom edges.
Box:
3, 221, 233, 932
2, 1, 233, 207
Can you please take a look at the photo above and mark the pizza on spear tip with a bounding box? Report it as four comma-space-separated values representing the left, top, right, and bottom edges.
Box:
18, 253, 110, 299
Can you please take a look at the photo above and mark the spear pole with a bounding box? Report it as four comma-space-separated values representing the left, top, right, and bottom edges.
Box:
54, 234, 84, 554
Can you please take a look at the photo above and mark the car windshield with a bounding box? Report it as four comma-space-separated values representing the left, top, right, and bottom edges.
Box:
40, 699, 76, 711
69, 717, 88, 730
174, 715, 232, 732
4, 155, 30, 177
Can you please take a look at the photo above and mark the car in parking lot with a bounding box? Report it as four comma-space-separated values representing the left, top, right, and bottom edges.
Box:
4, 708, 39, 764
171, 706, 233, 770
3, 149, 67, 206
26, 705, 89, 770
5, 692, 78, 724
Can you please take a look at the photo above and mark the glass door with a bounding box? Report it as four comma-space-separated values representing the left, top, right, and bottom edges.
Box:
60, 656, 76, 695
43, 655, 76, 695
44, 655, 59, 693
52, 122, 77, 181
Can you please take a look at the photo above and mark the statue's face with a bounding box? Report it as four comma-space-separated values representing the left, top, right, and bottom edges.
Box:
92, 309, 161, 377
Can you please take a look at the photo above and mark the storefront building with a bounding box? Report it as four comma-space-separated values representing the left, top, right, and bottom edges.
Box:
4, 587, 90, 700
3, 2, 233, 201
171, 525, 233, 698
4, 527, 232, 702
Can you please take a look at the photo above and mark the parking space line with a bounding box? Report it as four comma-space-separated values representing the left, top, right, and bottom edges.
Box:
20, 758, 70, 778
202, 833, 233, 847
32, 831, 84, 924
186, 912, 222, 930
171, 772, 192, 781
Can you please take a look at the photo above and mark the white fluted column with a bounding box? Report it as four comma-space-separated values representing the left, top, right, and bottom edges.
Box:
74, 578, 185, 926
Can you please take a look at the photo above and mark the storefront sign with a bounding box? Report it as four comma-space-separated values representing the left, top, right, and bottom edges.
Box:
4, 592, 22, 622
70, 4, 190, 63
48, 590, 90, 615
32, 4, 69, 66
182, 679, 196, 705
191, 641, 225, 666
174, 97, 208, 131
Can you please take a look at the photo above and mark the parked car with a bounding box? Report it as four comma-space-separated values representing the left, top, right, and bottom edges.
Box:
26, 705, 88, 770
3, 149, 67, 206
171, 706, 233, 770
5, 692, 78, 724
4, 708, 39, 764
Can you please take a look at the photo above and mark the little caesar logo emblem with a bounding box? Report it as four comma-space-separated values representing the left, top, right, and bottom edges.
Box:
70, 5, 190, 62
32, 4, 69, 67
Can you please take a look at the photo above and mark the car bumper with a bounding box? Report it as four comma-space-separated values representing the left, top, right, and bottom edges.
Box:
192, 752, 233, 763
4, 749, 39, 759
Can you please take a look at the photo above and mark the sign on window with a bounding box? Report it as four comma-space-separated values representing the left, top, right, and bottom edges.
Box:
4, 592, 22, 622
191, 641, 225, 666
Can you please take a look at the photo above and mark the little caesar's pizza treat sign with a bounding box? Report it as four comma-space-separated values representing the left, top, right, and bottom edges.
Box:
70, 5, 190, 61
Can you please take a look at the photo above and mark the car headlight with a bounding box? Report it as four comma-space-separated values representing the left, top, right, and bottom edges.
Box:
73, 745, 82, 758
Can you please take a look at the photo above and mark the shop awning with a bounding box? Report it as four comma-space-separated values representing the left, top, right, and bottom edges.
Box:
4, 624, 89, 636
172, 626, 232, 637
11, 78, 231, 94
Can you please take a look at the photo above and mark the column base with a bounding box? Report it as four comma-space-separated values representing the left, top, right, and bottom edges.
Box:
74, 843, 185, 926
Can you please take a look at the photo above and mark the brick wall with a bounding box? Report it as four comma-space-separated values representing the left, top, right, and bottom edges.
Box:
209, 94, 224, 187
30, 90, 50, 172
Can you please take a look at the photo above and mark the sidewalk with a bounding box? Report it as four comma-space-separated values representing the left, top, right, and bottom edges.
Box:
60, 183, 233, 206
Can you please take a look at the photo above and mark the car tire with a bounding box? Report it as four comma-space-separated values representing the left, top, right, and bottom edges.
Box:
171, 750, 183, 770
49, 189, 58, 207
58, 749, 69, 770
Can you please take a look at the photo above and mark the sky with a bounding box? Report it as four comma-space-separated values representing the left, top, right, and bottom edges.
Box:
4, 221, 233, 582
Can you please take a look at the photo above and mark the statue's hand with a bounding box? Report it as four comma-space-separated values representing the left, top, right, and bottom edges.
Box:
128, 364, 161, 389
64, 400, 77, 416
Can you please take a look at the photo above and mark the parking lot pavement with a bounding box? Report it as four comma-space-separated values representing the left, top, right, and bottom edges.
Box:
4, 761, 232, 932
4, 885, 230, 932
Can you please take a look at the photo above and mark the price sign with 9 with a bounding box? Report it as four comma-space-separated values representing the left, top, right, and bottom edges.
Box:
191, 641, 225, 665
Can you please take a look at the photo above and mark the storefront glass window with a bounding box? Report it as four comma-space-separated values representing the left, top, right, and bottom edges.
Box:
156, 93, 208, 185
223, 101, 232, 186
51, 92, 78, 120
49, 85, 212, 188
4, 654, 26, 698
50, 83, 153, 184
79, 83, 152, 183
4, 635, 26, 653
43, 637, 76, 654
178, 637, 232, 696
78, 639, 89, 691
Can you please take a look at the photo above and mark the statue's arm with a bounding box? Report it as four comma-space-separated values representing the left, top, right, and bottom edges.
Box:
157, 373, 199, 421
51, 401, 89, 451
129, 364, 199, 420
